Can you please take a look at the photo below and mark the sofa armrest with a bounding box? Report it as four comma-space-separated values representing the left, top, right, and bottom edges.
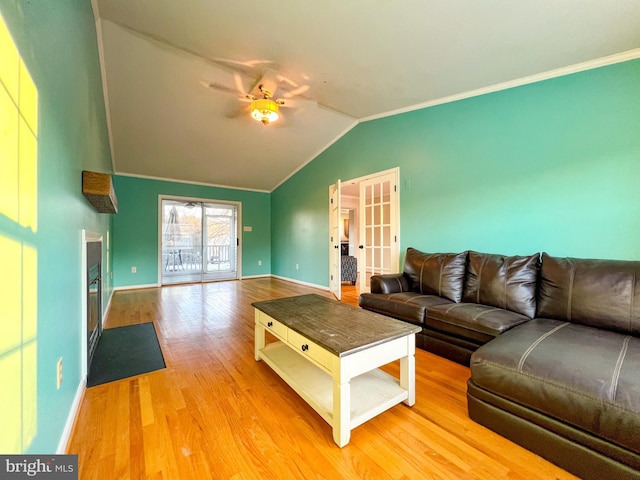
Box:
370, 273, 410, 294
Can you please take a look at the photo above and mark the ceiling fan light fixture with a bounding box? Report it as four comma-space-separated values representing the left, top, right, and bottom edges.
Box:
250, 98, 279, 124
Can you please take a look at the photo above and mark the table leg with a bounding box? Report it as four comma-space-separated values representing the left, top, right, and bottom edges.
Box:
255, 320, 265, 362
332, 378, 351, 447
400, 334, 416, 406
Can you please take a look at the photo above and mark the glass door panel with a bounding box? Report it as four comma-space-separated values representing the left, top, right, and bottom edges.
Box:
161, 200, 203, 284
203, 204, 237, 281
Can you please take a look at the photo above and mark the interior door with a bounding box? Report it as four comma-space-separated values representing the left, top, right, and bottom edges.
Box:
359, 170, 399, 294
329, 180, 341, 299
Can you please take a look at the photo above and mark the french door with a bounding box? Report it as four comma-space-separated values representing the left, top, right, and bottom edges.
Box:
329, 180, 341, 299
328, 168, 400, 296
359, 169, 399, 294
160, 198, 240, 285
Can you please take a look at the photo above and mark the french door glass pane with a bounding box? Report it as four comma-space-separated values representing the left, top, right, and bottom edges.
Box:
360, 172, 397, 291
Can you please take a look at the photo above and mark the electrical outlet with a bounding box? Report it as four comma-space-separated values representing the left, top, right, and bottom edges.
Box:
296, 263, 299, 270
131, 266, 137, 273
57, 357, 63, 389
258, 260, 262, 266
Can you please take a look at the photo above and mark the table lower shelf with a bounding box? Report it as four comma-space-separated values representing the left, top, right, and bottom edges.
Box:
258, 341, 409, 431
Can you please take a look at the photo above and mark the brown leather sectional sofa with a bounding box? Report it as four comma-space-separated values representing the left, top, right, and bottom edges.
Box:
359, 248, 640, 479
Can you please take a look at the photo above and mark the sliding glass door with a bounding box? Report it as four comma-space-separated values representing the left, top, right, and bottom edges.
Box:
160, 198, 239, 285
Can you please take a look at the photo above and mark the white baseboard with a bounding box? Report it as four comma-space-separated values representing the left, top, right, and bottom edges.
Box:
114, 278, 329, 291
113, 283, 159, 291
270, 274, 330, 291
102, 289, 114, 328
57, 376, 86, 454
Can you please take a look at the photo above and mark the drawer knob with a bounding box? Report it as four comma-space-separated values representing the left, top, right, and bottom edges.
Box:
267, 321, 273, 327
301, 344, 309, 352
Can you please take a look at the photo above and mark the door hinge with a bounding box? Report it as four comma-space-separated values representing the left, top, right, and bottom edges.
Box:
330, 274, 333, 280
330, 198, 334, 204
394, 184, 397, 192
237, 238, 239, 246
330, 236, 334, 242
394, 235, 397, 242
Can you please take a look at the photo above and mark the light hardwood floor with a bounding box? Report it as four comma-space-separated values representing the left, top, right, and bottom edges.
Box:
68, 278, 578, 480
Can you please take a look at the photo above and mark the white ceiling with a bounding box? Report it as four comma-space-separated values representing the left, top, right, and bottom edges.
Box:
93, 0, 640, 192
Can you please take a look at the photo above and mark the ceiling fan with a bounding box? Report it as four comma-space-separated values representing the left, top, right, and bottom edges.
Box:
202, 69, 315, 125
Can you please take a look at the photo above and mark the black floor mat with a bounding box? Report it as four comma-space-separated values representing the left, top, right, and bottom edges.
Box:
87, 322, 166, 387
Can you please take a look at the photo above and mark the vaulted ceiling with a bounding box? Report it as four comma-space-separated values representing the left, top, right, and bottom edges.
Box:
93, 0, 640, 192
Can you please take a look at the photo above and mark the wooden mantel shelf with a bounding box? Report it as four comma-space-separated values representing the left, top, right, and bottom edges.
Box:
82, 171, 118, 214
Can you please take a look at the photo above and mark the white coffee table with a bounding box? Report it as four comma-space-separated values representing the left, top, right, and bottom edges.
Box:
253, 294, 420, 447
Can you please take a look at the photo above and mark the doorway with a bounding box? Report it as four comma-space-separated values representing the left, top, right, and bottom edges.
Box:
87, 240, 102, 369
329, 167, 400, 299
160, 197, 240, 285
81, 229, 104, 379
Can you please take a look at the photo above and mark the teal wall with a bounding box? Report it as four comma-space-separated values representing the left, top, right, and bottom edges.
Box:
1, 1, 113, 453
272, 59, 640, 286
112, 176, 271, 287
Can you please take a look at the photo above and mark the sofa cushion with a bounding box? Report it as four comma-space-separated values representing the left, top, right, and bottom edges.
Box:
470, 318, 640, 455
426, 302, 530, 344
359, 292, 452, 325
403, 248, 467, 302
462, 251, 539, 318
538, 253, 640, 335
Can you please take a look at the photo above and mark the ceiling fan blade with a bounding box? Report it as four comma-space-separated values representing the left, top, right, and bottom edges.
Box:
224, 102, 249, 119
283, 84, 310, 98
201, 80, 239, 95
233, 72, 249, 96
277, 96, 317, 110
276, 74, 299, 88
210, 57, 275, 76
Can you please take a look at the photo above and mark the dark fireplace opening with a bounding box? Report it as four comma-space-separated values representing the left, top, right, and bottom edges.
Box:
87, 241, 102, 369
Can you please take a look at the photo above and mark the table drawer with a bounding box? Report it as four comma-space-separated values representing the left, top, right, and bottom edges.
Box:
257, 312, 287, 339
287, 329, 332, 370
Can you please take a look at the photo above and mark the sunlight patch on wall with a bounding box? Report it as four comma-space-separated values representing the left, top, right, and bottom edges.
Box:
1, 12, 37, 231
0, 237, 37, 452
0, 13, 38, 453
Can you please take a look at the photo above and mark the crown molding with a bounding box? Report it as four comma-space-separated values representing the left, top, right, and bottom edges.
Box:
113, 171, 271, 194
360, 48, 640, 123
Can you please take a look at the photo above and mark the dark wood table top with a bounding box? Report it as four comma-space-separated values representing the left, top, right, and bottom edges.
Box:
252, 294, 420, 357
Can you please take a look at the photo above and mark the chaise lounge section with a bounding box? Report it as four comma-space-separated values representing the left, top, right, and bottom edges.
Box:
468, 254, 640, 479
